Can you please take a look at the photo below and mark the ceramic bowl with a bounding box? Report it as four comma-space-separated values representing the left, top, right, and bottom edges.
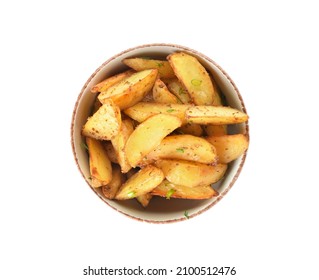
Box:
71, 43, 249, 223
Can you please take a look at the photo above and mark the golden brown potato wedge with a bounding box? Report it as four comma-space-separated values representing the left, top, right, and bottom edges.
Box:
115, 165, 164, 200
98, 69, 158, 110
82, 99, 121, 141
102, 165, 125, 199
136, 193, 153, 208
177, 123, 203, 136
206, 134, 249, 163
86, 137, 112, 187
166, 78, 192, 104
124, 102, 189, 124
155, 159, 227, 188
102, 141, 118, 163
91, 97, 102, 114
167, 52, 221, 105
125, 114, 182, 167
123, 58, 175, 79
152, 180, 218, 199
140, 135, 217, 165
111, 119, 134, 173
91, 70, 135, 93
185, 106, 248, 125
152, 79, 180, 104
203, 124, 227, 136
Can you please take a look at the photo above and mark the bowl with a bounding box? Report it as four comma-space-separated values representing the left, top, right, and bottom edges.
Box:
71, 43, 249, 223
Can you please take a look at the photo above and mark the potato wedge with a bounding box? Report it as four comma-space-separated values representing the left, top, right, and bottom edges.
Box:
178, 123, 203, 136
98, 69, 158, 110
82, 99, 121, 141
115, 165, 164, 200
111, 119, 134, 173
203, 124, 227, 136
102, 141, 118, 163
152, 79, 180, 104
206, 134, 249, 163
166, 78, 192, 104
123, 58, 175, 79
125, 114, 182, 167
152, 180, 218, 199
136, 193, 153, 208
186, 106, 248, 125
86, 137, 112, 187
155, 159, 227, 188
91, 70, 135, 93
167, 52, 220, 105
140, 135, 217, 165
102, 165, 125, 199
124, 102, 189, 124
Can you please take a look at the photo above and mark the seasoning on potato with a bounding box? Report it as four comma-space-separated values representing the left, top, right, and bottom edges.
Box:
81, 52, 249, 207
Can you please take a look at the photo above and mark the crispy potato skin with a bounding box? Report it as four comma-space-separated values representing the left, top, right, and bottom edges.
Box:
102, 165, 125, 199
152, 180, 218, 199
86, 137, 112, 187
206, 134, 249, 163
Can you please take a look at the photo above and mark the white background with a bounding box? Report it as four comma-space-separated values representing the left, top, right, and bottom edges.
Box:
1, 0, 318, 279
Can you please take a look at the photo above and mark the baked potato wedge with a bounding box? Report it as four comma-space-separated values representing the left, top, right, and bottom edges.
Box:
86, 137, 112, 187
167, 52, 221, 105
155, 159, 227, 188
166, 78, 192, 104
185, 106, 248, 125
102, 141, 118, 163
125, 114, 182, 167
178, 123, 203, 136
98, 69, 158, 110
152, 79, 180, 104
124, 102, 189, 124
115, 165, 164, 200
101, 165, 125, 199
140, 135, 217, 165
136, 193, 153, 208
82, 99, 121, 141
152, 180, 218, 200
111, 119, 134, 173
91, 70, 135, 93
123, 57, 175, 79
206, 134, 249, 163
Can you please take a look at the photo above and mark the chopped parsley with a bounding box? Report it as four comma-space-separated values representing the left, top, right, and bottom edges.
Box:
166, 189, 175, 200
166, 108, 175, 113
176, 148, 185, 153
184, 210, 190, 219
191, 79, 202, 86
156, 62, 164, 67
127, 191, 136, 198
81, 142, 89, 150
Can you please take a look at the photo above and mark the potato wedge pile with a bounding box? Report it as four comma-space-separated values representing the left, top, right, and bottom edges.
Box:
82, 52, 249, 207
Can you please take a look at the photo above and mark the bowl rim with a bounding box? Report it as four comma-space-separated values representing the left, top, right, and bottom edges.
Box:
70, 43, 249, 223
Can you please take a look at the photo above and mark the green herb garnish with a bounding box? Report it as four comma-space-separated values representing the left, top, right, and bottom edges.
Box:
166, 189, 175, 200
166, 109, 175, 113
176, 148, 185, 153
81, 142, 89, 150
127, 191, 136, 198
184, 210, 190, 219
156, 62, 164, 67
191, 79, 202, 86
179, 87, 186, 95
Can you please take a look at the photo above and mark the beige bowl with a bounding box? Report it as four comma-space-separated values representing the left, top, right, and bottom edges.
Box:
71, 43, 249, 223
